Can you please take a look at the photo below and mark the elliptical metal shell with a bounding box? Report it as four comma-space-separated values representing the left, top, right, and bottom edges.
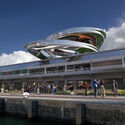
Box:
25, 27, 106, 59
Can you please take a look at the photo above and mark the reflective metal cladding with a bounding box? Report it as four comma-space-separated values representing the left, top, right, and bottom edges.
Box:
24, 27, 106, 59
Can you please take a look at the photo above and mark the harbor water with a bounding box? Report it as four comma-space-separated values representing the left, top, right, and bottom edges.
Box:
0, 115, 72, 125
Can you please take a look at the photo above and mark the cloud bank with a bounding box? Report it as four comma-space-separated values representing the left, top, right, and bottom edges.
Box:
0, 51, 39, 66
101, 22, 125, 50
1, 22, 125, 66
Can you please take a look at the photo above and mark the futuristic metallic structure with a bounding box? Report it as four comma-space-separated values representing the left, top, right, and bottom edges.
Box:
25, 27, 106, 59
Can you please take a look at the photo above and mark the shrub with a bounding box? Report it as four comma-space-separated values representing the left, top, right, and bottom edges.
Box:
4, 90, 8, 93
118, 90, 125, 95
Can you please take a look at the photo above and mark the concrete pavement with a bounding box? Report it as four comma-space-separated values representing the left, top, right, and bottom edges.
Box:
0, 93, 125, 104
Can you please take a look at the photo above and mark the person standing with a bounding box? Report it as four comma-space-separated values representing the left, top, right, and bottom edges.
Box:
63, 84, 67, 92
112, 80, 118, 96
48, 84, 51, 93
27, 85, 30, 93
53, 85, 56, 94
93, 79, 98, 98
84, 81, 88, 96
100, 79, 105, 98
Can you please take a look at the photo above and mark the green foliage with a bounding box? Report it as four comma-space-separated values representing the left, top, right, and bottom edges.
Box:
56, 90, 71, 95
4, 90, 8, 93
1, 84, 4, 88
76, 48, 95, 53
65, 90, 71, 95
14, 90, 20, 92
56, 89, 125, 96
118, 90, 125, 95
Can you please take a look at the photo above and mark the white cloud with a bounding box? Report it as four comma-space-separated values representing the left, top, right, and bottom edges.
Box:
0, 51, 39, 66
101, 22, 125, 50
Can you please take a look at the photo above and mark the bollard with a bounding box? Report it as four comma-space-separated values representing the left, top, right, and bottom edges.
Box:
76, 104, 86, 125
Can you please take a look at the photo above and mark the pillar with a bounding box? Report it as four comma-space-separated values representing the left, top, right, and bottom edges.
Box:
28, 100, 37, 118
43, 80, 46, 93
45, 67, 47, 74
65, 65, 67, 72
0, 99, 4, 113
122, 77, 125, 89
65, 80, 67, 85
76, 104, 86, 125
37, 83, 40, 95
73, 80, 77, 90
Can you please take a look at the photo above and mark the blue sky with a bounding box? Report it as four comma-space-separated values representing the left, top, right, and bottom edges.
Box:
0, 0, 125, 66
0, 0, 124, 54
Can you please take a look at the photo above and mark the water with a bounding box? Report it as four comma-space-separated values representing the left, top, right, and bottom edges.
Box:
0, 115, 72, 125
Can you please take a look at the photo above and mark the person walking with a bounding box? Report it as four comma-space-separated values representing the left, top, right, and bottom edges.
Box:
112, 80, 118, 96
100, 79, 105, 98
93, 79, 98, 98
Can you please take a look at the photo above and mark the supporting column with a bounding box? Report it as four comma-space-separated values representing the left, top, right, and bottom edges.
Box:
0, 99, 5, 113
37, 83, 40, 95
73, 80, 77, 90
45, 67, 47, 74
43, 80, 46, 93
65, 65, 67, 72
122, 77, 125, 89
65, 80, 67, 85
27, 68, 29, 75
76, 104, 86, 125
90, 59, 93, 71
28, 100, 37, 118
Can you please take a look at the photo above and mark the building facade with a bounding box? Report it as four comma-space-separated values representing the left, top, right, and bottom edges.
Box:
0, 48, 125, 90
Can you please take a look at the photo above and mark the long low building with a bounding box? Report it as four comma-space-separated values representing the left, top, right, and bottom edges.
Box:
0, 48, 125, 90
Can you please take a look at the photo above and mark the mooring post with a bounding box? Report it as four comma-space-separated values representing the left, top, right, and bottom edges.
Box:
76, 104, 86, 125
28, 100, 37, 118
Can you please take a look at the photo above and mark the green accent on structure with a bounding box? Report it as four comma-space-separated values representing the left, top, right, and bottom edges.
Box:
90, 33, 103, 48
23, 69, 28, 74
124, 58, 125, 64
37, 53, 47, 59
76, 48, 95, 53
58, 35, 79, 40
96, 30, 106, 38
14, 69, 28, 74
14, 70, 19, 75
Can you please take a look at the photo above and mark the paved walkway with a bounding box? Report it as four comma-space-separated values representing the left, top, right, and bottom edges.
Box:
0, 93, 125, 104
